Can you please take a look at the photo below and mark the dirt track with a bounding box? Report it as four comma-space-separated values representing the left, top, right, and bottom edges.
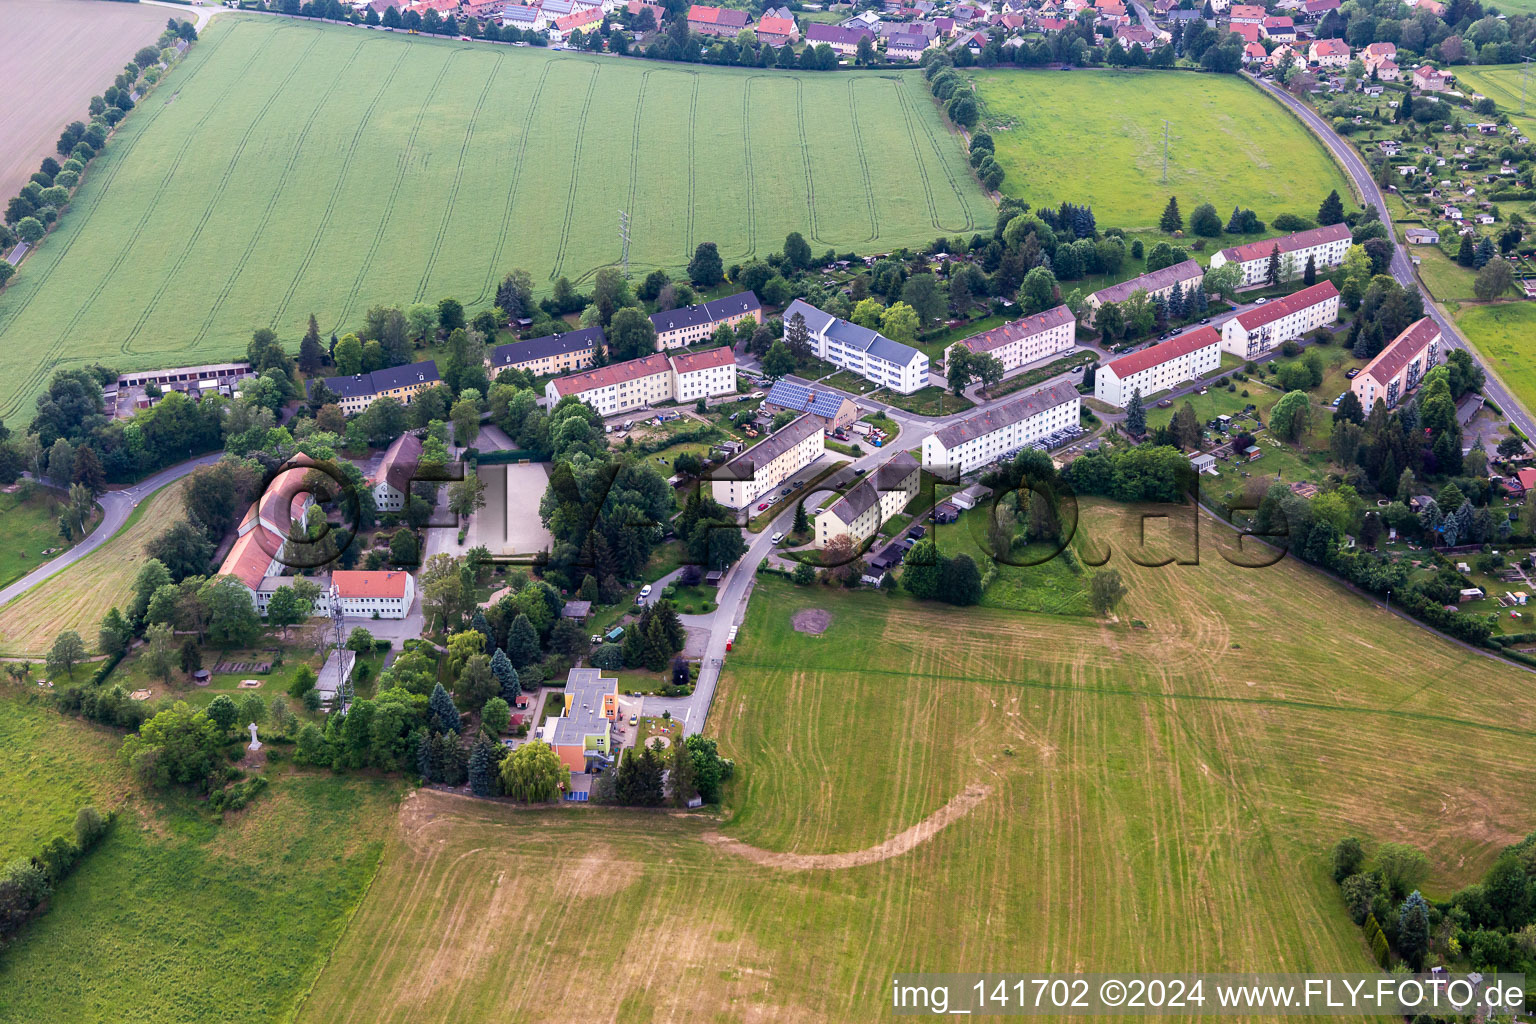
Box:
0, 0, 168, 203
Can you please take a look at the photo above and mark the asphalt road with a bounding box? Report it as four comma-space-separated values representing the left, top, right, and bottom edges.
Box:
1249, 73, 1536, 439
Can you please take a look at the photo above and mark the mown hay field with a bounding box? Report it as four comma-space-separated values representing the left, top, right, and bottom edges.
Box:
1457, 303, 1536, 418
293, 504, 1536, 1023
969, 68, 1353, 230
0, 479, 185, 656
0, 16, 991, 422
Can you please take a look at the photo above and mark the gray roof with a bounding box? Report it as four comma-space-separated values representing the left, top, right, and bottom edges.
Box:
549, 668, 615, 748
1088, 259, 1203, 307
786, 298, 923, 369
763, 378, 854, 419
931, 380, 1079, 449
827, 451, 919, 524
491, 325, 603, 369
805, 22, 875, 44
650, 291, 761, 333
310, 360, 441, 401
887, 31, 929, 47
716, 413, 822, 480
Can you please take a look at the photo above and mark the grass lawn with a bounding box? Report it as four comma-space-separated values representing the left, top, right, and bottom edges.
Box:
968, 69, 1352, 231
818, 368, 882, 395
1413, 243, 1478, 303
295, 504, 1536, 1020
0, 15, 991, 424
912, 313, 1008, 361
933, 505, 1094, 615
0, 487, 100, 591
1456, 303, 1536, 419
877, 384, 974, 417
983, 349, 1095, 400
0, 479, 186, 657
107, 637, 327, 717
0, 695, 129, 863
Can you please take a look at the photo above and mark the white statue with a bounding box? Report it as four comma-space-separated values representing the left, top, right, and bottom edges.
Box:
247, 722, 262, 752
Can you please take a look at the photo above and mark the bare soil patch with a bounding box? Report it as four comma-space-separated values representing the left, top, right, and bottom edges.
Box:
791, 608, 831, 635
705, 784, 991, 871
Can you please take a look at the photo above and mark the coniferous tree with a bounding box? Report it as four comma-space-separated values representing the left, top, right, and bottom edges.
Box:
298, 314, 326, 374
468, 739, 499, 797
1317, 189, 1345, 225
428, 682, 461, 734
669, 733, 698, 807
471, 610, 496, 658
1303, 254, 1317, 286
1125, 388, 1147, 436
1158, 196, 1182, 233
417, 728, 443, 781
793, 500, 809, 534
1266, 244, 1282, 285
490, 647, 520, 702
505, 612, 540, 668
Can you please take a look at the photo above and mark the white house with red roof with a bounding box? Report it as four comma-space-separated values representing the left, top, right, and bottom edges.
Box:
946, 304, 1076, 373
686, 3, 750, 34
331, 571, 415, 620
1243, 40, 1267, 62
1309, 37, 1350, 65
754, 13, 798, 44
1350, 318, 1441, 410
551, 6, 602, 38
219, 458, 323, 613
1362, 41, 1395, 69
1094, 326, 1223, 409
1413, 65, 1450, 91
1229, 4, 1265, 23
1218, 281, 1340, 359
1260, 15, 1294, 39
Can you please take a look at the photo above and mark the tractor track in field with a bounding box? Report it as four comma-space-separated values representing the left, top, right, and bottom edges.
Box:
904, 77, 979, 233
893, 83, 942, 231
548, 62, 600, 281
0, 24, 269, 420
273, 44, 411, 335
739, 77, 758, 259
794, 77, 819, 244
473, 59, 551, 306
622, 68, 651, 267
846, 77, 879, 244
414, 47, 502, 304
332, 47, 457, 331
685, 73, 698, 257
130, 30, 332, 354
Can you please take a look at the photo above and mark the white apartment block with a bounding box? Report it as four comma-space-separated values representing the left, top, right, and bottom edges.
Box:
1218, 281, 1340, 359
330, 570, 415, 620
670, 347, 738, 404
782, 299, 930, 394
1208, 223, 1351, 287
1351, 317, 1441, 411
546, 348, 738, 416
1084, 259, 1203, 312
947, 304, 1075, 373
1094, 325, 1223, 409
815, 451, 920, 549
710, 413, 826, 509
921, 380, 1081, 479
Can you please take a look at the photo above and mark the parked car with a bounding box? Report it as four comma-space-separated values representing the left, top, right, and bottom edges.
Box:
629, 714, 637, 725
1345, 368, 1361, 379
638, 584, 652, 599
590, 634, 602, 645
1255, 297, 1268, 305
757, 501, 770, 511
770, 531, 784, 543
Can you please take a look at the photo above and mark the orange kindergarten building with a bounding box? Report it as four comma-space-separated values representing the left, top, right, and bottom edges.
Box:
549, 668, 619, 773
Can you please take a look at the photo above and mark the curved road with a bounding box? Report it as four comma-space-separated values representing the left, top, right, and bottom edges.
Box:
0, 453, 222, 609
1249, 73, 1536, 439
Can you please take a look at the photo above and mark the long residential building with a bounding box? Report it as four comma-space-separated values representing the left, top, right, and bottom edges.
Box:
782, 299, 930, 394
921, 380, 1081, 478
710, 413, 826, 509
545, 349, 737, 416
805, 22, 874, 53
488, 325, 602, 377
219, 458, 321, 613
1084, 259, 1204, 311
1207, 223, 1352, 287
1218, 280, 1340, 358
308, 361, 442, 416
1094, 325, 1222, 408
650, 292, 763, 350
946, 304, 1075, 373
815, 451, 921, 548
330, 570, 415, 620
1350, 317, 1441, 411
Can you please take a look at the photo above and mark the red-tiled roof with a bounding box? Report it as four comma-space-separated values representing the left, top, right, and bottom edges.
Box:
551, 352, 671, 397
260, 465, 318, 536
1518, 468, 1536, 492
1105, 326, 1222, 379
332, 570, 412, 599
1232, 281, 1338, 331
556, 7, 601, 29
670, 347, 736, 373
756, 14, 795, 34
1311, 38, 1349, 55
687, 3, 748, 24
1230, 22, 1261, 42
1360, 317, 1440, 386
220, 530, 278, 591
958, 304, 1074, 357
1217, 223, 1350, 265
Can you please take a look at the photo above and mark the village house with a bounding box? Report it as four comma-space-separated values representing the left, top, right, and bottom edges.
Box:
499, 4, 549, 31
1376, 60, 1400, 81
782, 298, 929, 394
487, 325, 602, 377
805, 22, 874, 52
1405, 227, 1440, 244
1094, 326, 1222, 409
330, 570, 414, 620
551, 7, 603, 39
1229, 3, 1265, 23
754, 12, 799, 44
885, 30, 932, 58
1413, 65, 1450, 92
1114, 24, 1157, 48
463, 0, 504, 17
1244, 41, 1267, 62
549, 668, 618, 773
1261, 15, 1294, 39
921, 380, 1081, 478
686, 3, 750, 34
761, 379, 860, 431
650, 291, 762, 349
710, 413, 826, 509
1362, 40, 1395, 70
1301, 0, 1338, 17
1229, 20, 1262, 43
1084, 258, 1203, 311
625, 0, 664, 25
309, 361, 442, 416
1207, 223, 1351, 287
815, 451, 921, 549
946, 304, 1075, 374
669, 346, 737, 404
1351, 317, 1441, 411
1218, 280, 1340, 358
370, 432, 424, 513
1309, 37, 1350, 66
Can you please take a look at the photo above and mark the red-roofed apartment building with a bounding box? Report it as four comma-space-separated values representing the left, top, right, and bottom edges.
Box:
552, 7, 603, 38
1094, 326, 1223, 409
1208, 223, 1352, 287
1350, 317, 1441, 410
946, 304, 1076, 373
218, 457, 323, 614
687, 3, 750, 34
1219, 281, 1340, 359
330, 571, 415, 619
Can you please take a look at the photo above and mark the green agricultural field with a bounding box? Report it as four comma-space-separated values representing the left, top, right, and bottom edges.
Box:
294, 504, 1536, 1022
0, 16, 991, 423
1453, 65, 1536, 133
1457, 302, 1536, 416
969, 68, 1353, 230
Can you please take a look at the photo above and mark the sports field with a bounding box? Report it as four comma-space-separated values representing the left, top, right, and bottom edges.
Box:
1450, 65, 1536, 134
293, 504, 1536, 1022
1456, 303, 1536, 417
0, 0, 169, 201
0, 17, 991, 423
968, 69, 1353, 230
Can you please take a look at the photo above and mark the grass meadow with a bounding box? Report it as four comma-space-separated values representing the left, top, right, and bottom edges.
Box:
968, 69, 1353, 230
0, 16, 991, 423
1456, 302, 1536, 417
0, 479, 185, 657
0, 487, 98, 591
1453, 65, 1536, 133
292, 503, 1536, 1022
